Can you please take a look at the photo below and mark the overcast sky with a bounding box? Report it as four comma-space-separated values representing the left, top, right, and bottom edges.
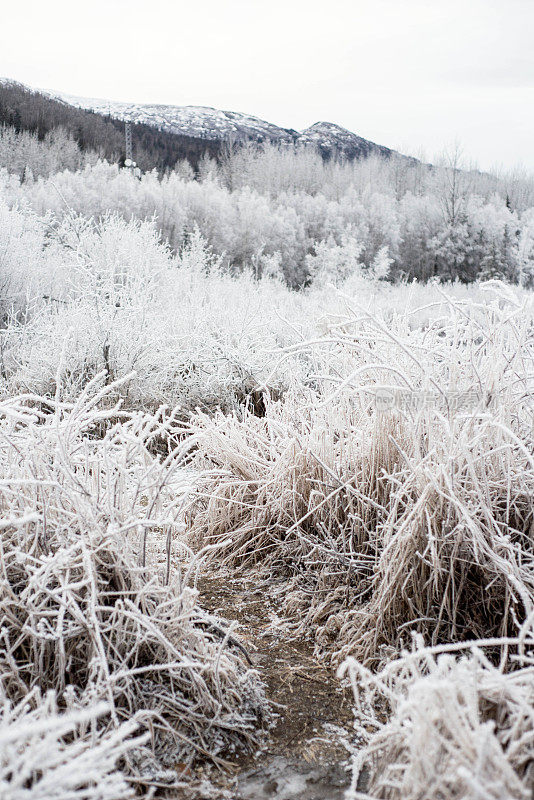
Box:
2, 0, 533, 171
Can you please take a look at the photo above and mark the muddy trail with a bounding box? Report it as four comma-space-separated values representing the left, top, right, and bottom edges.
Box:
192, 572, 355, 800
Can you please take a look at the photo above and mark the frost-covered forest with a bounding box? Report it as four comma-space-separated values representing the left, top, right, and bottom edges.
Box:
2, 128, 534, 289
1, 121, 534, 800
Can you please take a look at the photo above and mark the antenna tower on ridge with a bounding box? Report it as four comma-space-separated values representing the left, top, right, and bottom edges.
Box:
124, 121, 141, 178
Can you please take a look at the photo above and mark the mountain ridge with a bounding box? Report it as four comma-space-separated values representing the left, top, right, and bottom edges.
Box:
0, 77, 413, 166
51, 87, 408, 161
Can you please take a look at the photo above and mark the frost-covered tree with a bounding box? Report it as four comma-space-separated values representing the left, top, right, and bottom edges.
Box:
0, 128, 533, 287
516, 208, 534, 287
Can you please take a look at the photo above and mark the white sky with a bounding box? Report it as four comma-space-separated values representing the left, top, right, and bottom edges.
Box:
2, 0, 533, 171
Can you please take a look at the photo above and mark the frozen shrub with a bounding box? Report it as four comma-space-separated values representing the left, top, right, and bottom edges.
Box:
306, 233, 364, 286
0, 202, 64, 320
0, 375, 267, 784
0, 692, 141, 800
340, 639, 534, 799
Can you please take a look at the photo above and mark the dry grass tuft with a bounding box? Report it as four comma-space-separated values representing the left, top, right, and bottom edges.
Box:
0, 690, 143, 800
0, 373, 267, 791
340, 636, 534, 799
186, 284, 534, 665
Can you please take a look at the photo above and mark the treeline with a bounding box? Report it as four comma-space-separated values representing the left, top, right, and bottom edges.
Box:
1, 114, 534, 287
2, 148, 533, 287
0, 82, 222, 171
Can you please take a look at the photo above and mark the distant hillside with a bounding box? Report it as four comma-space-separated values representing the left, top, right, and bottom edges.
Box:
57, 89, 408, 162
0, 80, 222, 171
0, 79, 413, 171
57, 91, 300, 146
298, 121, 400, 160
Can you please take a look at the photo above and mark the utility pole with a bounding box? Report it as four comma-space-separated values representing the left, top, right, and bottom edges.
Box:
124, 121, 141, 178
125, 121, 133, 164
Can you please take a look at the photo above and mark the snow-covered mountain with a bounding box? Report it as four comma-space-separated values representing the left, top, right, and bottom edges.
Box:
299, 121, 396, 160
54, 90, 401, 159
0, 78, 409, 162
57, 92, 300, 145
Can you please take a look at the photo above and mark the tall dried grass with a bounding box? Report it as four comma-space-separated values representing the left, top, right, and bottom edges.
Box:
186, 283, 534, 665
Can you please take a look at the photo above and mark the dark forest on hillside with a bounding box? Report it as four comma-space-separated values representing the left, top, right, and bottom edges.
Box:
0, 82, 223, 171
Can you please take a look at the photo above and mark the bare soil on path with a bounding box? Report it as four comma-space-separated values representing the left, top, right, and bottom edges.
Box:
193, 572, 355, 800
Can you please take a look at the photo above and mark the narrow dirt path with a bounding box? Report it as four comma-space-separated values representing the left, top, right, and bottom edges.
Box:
196, 572, 354, 800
